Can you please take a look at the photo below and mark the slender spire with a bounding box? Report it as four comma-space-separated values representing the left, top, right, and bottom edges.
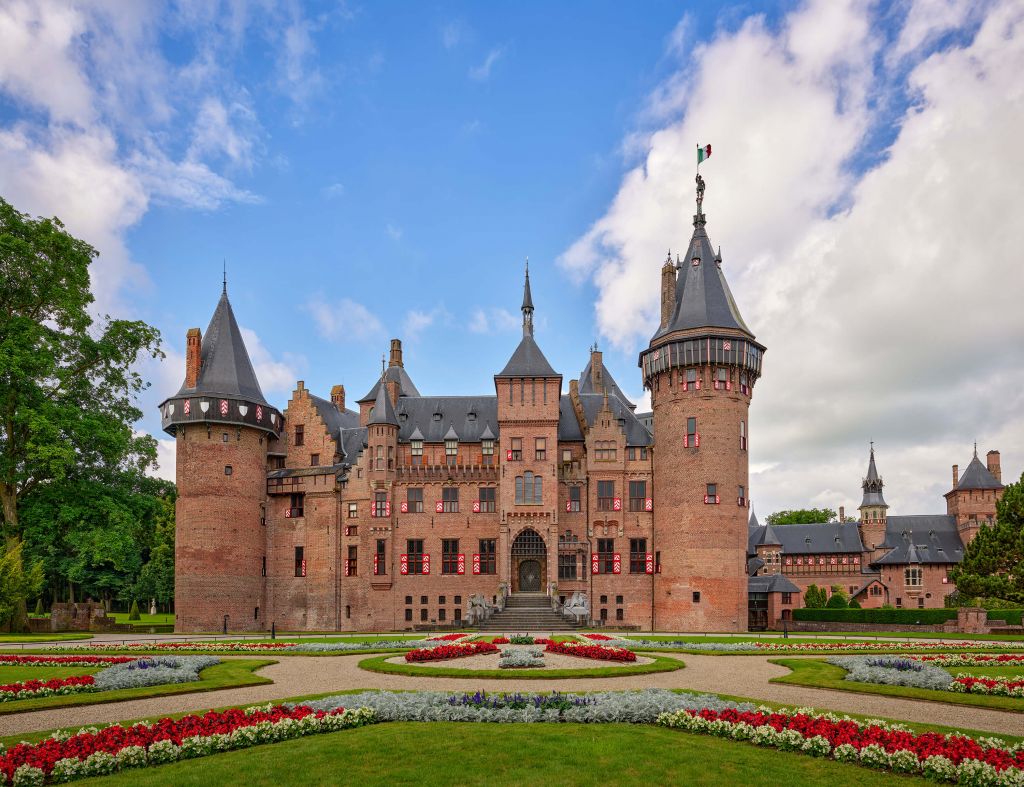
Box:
973, 441, 978, 459
521, 258, 534, 337
860, 443, 887, 508
222, 260, 227, 294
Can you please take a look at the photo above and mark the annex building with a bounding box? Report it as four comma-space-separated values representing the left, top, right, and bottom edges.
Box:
160, 178, 1006, 633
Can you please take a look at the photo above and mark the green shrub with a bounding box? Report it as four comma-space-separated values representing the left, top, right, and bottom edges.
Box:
128, 600, 141, 621
825, 586, 848, 609
848, 599, 861, 609
988, 609, 1024, 625
33, 598, 43, 616
803, 584, 827, 609
792, 608, 958, 625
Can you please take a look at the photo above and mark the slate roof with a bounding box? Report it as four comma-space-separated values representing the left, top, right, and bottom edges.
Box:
338, 427, 367, 465
873, 514, 963, 565
749, 574, 801, 594
394, 396, 499, 443
651, 213, 753, 341
747, 556, 765, 576
956, 455, 1003, 490
578, 356, 636, 410
749, 510, 760, 529
367, 383, 399, 426
749, 521, 782, 547
176, 290, 268, 404
748, 522, 864, 556
861, 446, 888, 507
495, 335, 559, 378
576, 393, 653, 446
309, 394, 360, 436
357, 365, 421, 403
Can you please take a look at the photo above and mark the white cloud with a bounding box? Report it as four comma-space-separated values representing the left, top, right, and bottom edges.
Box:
322, 182, 345, 199
469, 47, 505, 81
152, 438, 177, 482
240, 327, 304, 394
442, 20, 466, 50
468, 307, 521, 334
558, 0, 1024, 516
187, 95, 263, 170
386, 223, 403, 241
305, 295, 385, 343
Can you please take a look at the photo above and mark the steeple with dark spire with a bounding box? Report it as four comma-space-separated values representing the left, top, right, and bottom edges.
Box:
367, 373, 399, 426
496, 260, 558, 379
522, 258, 535, 337
859, 443, 888, 523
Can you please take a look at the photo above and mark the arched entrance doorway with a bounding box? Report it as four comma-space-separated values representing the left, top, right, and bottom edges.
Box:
511, 528, 546, 592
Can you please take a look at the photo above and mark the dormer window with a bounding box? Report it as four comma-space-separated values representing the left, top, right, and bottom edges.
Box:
445, 439, 458, 466
433, 412, 442, 422
691, 256, 700, 267
411, 440, 423, 466
468, 411, 477, 422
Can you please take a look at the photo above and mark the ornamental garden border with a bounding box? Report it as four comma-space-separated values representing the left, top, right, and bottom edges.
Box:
357, 652, 684, 679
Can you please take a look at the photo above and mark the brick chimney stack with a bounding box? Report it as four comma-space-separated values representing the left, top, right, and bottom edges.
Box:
389, 338, 403, 368
185, 328, 202, 388
331, 384, 346, 412
839, 505, 845, 522
660, 253, 677, 328
591, 346, 604, 391
987, 450, 1002, 484
952, 464, 959, 489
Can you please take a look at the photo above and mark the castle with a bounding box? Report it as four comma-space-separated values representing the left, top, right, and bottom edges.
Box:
160, 177, 1005, 633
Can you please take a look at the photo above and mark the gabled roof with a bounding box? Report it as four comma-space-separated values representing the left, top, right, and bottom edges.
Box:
578, 355, 636, 410
309, 394, 360, 436
749, 574, 801, 594
177, 290, 268, 404
575, 392, 653, 446
749, 522, 864, 556
956, 455, 1003, 490
495, 334, 559, 378
358, 365, 420, 403
651, 212, 752, 341
750, 521, 782, 547
874, 514, 963, 565
394, 396, 499, 443
367, 383, 399, 426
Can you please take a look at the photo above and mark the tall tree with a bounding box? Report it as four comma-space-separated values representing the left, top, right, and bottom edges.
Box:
0, 198, 162, 533
950, 473, 1024, 603
766, 508, 839, 525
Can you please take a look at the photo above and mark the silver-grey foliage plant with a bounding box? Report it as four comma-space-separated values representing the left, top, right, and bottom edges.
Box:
497, 648, 545, 669
828, 656, 953, 690
92, 657, 221, 690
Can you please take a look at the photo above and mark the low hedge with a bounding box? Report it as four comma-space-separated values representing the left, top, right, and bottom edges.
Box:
793, 608, 957, 625
988, 610, 1024, 625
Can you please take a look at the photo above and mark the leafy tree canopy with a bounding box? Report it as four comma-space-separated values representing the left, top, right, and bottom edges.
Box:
950, 473, 1024, 603
766, 508, 840, 525
0, 197, 162, 534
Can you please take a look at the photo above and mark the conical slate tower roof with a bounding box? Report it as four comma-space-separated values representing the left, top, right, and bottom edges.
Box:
957, 450, 1003, 490
176, 289, 268, 404
367, 381, 399, 426
860, 444, 887, 507
652, 212, 752, 341
496, 263, 559, 378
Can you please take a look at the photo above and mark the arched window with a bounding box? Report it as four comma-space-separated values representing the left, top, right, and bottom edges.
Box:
515, 473, 542, 505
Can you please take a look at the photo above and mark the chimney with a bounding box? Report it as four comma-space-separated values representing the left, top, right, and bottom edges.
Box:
389, 338, 403, 368
331, 384, 346, 412
660, 253, 677, 328
952, 464, 959, 489
987, 450, 1002, 484
839, 505, 845, 522
385, 379, 400, 406
591, 347, 604, 391
185, 328, 202, 388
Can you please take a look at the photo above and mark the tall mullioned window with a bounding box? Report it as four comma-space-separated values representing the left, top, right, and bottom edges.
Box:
597, 539, 615, 574
478, 487, 496, 512
628, 481, 646, 511
407, 487, 424, 513
478, 539, 496, 574
905, 567, 922, 587
597, 480, 615, 511
445, 439, 458, 466
629, 538, 647, 574
442, 487, 459, 513
558, 553, 577, 580
482, 439, 495, 466
406, 540, 424, 574
568, 486, 581, 512
442, 539, 460, 574
411, 440, 423, 465
515, 472, 543, 505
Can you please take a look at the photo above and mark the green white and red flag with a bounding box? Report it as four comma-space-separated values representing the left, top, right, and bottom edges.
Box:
697, 144, 711, 163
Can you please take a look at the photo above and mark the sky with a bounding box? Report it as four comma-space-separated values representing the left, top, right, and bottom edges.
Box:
1, 0, 1022, 520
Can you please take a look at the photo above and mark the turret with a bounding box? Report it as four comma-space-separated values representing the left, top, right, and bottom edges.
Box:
159, 283, 282, 633
945, 443, 1005, 540
357, 339, 420, 426
638, 171, 765, 632
858, 444, 888, 551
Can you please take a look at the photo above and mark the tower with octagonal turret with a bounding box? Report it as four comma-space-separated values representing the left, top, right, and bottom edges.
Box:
160, 282, 282, 632
639, 173, 765, 632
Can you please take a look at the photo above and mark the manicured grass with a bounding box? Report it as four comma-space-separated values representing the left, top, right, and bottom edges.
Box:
0, 633, 92, 643
770, 658, 1024, 712
358, 652, 684, 679
108, 612, 176, 626
0, 659, 274, 715
71, 721, 924, 786
0, 665, 99, 683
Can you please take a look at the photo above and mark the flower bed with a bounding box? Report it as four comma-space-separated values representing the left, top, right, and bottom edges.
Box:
489, 637, 510, 644
497, 649, 545, 669
917, 654, 1024, 667
304, 688, 746, 723
404, 643, 499, 663
0, 676, 96, 703
0, 656, 135, 668
43, 639, 434, 655
544, 642, 636, 662
657, 705, 1024, 783
951, 675, 1024, 697
427, 634, 466, 642
0, 704, 375, 784
828, 656, 953, 691
584, 634, 614, 641
92, 657, 221, 691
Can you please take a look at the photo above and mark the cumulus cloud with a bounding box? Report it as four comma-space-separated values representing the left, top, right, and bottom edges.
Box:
468, 307, 521, 334
469, 47, 505, 81
305, 295, 385, 343
403, 307, 451, 340
559, 0, 1024, 516
240, 327, 305, 394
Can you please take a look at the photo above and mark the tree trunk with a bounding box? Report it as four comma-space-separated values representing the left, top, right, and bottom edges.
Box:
0, 484, 17, 535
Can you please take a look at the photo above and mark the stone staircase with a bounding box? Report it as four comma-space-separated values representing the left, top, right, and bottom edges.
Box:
476, 593, 581, 632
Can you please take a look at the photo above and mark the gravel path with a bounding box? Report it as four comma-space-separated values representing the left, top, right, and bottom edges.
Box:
3, 653, 1024, 739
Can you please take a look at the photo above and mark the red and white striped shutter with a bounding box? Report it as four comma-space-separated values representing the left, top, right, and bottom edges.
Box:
400, 501, 408, 514
400, 554, 409, 575
591, 553, 600, 574
256, 404, 262, 421
370, 505, 376, 519
301, 559, 307, 577
344, 558, 350, 576
472, 554, 481, 575
385, 500, 391, 516
373, 553, 380, 575
695, 433, 700, 447
506, 449, 513, 461
565, 499, 571, 512
715, 494, 720, 504
472, 500, 480, 513
422, 554, 430, 575
612, 553, 621, 574
613, 497, 622, 512
219, 399, 229, 416
645, 552, 654, 574
785, 557, 792, 566
457, 554, 466, 575
726, 379, 732, 391
683, 434, 688, 448
695, 379, 701, 390
645, 497, 653, 512
183, 399, 191, 415
285, 508, 292, 519
853, 556, 860, 565
435, 501, 443, 514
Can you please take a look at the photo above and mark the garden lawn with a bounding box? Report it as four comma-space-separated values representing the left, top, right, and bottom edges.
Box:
357, 653, 683, 679
0, 633, 91, 643
108, 613, 176, 626
771, 658, 1024, 712
0, 665, 99, 683
68, 721, 923, 786
0, 659, 274, 715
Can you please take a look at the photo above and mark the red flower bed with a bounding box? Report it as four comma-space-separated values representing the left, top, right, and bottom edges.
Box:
684, 707, 1024, 770
532, 638, 554, 646
428, 634, 466, 641
404, 642, 499, 662
490, 637, 510, 644
584, 634, 614, 641
0, 655, 135, 667
544, 641, 636, 662
0, 704, 344, 781
0, 675, 95, 701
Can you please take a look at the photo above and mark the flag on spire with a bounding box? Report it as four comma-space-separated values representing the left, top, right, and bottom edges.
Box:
697, 144, 711, 164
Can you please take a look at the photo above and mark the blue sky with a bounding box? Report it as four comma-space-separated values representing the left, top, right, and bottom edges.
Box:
1, 0, 1022, 517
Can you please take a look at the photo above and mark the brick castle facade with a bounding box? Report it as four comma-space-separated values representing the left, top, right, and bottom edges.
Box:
160, 177, 1007, 632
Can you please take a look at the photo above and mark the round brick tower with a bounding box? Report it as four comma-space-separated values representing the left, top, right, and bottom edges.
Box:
639, 173, 765, 632
159, 283, 281, 632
